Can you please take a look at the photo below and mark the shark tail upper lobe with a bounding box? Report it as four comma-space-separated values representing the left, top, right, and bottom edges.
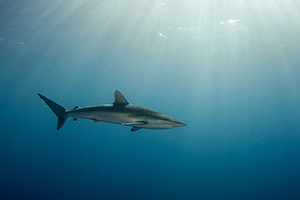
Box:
38, 93, 67, 130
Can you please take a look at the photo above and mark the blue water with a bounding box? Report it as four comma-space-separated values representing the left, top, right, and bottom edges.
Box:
1, 1, 300, 199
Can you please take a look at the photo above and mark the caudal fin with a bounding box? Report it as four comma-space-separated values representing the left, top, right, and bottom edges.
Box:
38, 93, 67, 130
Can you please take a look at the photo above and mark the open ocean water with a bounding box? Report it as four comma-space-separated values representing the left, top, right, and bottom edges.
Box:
1, 0, 300, 199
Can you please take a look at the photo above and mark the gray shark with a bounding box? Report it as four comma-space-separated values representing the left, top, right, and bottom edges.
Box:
38, 90, 186, 132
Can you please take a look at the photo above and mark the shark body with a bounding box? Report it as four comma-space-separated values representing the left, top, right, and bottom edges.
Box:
38, 90, 186, 132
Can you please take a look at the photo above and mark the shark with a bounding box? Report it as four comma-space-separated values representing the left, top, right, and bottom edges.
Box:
38, 90, 186, 132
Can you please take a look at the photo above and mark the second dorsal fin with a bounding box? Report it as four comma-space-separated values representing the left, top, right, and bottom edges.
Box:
113, 90, 129, 105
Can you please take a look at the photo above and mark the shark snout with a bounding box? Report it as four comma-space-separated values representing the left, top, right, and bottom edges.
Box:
178, 122, 187, 127
173, 120, 187, 127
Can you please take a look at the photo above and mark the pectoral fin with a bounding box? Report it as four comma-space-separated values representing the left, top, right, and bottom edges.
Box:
131, 127, 141, 132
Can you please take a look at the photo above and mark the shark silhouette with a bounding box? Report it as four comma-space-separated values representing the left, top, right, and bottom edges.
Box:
38, 90, 186, 132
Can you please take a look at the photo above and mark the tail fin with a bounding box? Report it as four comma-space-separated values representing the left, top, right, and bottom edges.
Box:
38, 93, 68, 130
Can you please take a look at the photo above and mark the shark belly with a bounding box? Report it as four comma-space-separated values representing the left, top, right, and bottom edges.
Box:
136, 124, 174, 129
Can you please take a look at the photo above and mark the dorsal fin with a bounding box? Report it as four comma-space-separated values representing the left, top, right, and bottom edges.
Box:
113, 90, 129, 105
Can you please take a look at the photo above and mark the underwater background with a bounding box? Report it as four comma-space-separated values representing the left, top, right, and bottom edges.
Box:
1, 0, 300, 199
